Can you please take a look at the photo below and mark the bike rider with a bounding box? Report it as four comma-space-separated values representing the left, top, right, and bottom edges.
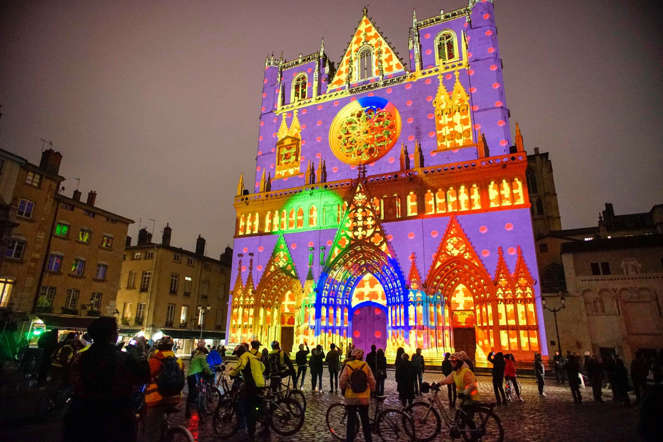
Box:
439, 351, 479, 406
229, 344, 266, 442
267, 341, 294, 391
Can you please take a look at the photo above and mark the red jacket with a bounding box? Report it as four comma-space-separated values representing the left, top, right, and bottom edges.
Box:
504, 359, 516, 377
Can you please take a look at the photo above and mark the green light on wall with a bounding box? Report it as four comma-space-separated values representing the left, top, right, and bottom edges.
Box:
277, 188, 344, 233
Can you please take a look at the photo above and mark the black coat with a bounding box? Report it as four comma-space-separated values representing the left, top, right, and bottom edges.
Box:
396, 360, 416, 396
487, 352, 505, 380
309, 349, 325, 371
376, 353, 387, 379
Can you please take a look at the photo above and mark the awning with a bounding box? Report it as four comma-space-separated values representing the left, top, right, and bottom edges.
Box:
118, 328, 143, 335
161, 328, 225, 340
36, 314, 95, 330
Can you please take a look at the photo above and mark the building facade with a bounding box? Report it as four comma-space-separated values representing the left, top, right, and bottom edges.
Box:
34, 190, 133, 329
227, 2, 547, 365
115, 226, 232, 353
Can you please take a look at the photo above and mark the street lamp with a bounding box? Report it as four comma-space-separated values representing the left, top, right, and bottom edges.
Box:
198, 305, 211, 339
542, 291, 566, 356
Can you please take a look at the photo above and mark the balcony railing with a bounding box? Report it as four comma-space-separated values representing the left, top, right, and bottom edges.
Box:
134, 317, 144, 326
61, 307, 79, 315
35, 306, 53, 314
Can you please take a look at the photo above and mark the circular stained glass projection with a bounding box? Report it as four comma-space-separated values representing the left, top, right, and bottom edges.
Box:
329, 96, 401, 165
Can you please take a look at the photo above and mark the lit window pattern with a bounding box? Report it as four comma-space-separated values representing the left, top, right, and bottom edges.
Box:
433, 71, 473, 150
436, 30, 458, 63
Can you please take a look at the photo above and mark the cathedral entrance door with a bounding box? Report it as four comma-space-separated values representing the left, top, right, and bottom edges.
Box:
453, 328, 477, 363
280, 326, 294, 353
351, 304, 387, 355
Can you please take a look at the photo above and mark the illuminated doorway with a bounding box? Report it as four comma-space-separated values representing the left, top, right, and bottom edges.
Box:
350, 273, 388, 354
450, 284, 477, 362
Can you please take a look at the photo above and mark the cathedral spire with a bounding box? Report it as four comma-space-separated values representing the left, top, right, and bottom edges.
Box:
515, 122, 524, 152
319, 37, 325, 57
277, 113, 288, 140
316, 158, 323, 183
321, 160, 327, 183
232, 254, 244, 293
259, 169, 266, 192
477, 130, 489, 158
414, 140, 424, 168
236, 174, 245, 196
288, 110, 301, 138
400, 143, 410, 171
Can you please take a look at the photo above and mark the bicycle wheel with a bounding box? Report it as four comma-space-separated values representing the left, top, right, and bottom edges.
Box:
287, 388, 307, 413
326, 403, 350, 441
270, 397, 304, 436
376, 408, 416, 442
408, 402, 441, 442
163, 425, 195, 442
213, 399, 240, 438
205, 386, 222, 414
460, 408, 504, 442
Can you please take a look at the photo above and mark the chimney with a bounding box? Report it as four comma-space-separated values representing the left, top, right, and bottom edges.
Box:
86, 190, 97, 206
125, 236, 132, 248
39, 149, 63, 175
72, 189, 82, 201
162, 223, 172, 247
137, 228, 152, 246
195, 235, 206, 256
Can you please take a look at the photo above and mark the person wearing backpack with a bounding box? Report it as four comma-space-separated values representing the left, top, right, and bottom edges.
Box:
339, 347, 376, 442
326, 343, 341, 393
144, 336, 184, 442
229, 344, 265, 441
267, 341, 294, 391
186, 341, 212, 418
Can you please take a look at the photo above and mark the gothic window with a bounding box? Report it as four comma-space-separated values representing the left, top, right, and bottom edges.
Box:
435, 189, 446, 213
424, 190, 435, 214
265, 212, 272, 233
245, 213, 253, 234
253, 212, 260, 233
358, 47, 373, 80
470, 184, 481, 209
407, 192, 418, 216
281, 210, 287, 230
308, 205, 318, 227
394, 194, 401, 218
436, 31, 458, 63
272, 210, 280, 232
288, 209, 295, 230
296, 208, 304, 229
238, 214, 245, 235
526, 169, 538, 194
500, 179, 512, 206
458, 185, 470, 211
488, 181, 500, 207
512, 178, 525, 205
292, 74, 307, 102
447, 187, 458, 212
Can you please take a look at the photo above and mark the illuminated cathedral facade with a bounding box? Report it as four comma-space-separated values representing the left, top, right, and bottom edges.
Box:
227, 0, 548, 365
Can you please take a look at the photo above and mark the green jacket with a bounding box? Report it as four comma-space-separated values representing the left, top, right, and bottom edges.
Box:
188, 351, 212, 377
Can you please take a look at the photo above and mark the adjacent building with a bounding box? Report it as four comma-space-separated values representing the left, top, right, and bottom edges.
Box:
115, 226, 232, 353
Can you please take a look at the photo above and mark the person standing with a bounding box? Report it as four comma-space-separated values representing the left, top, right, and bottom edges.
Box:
366, 345, 377, 376
534, 353, 545, 396
411, 348, 425, 396
229, 344, 266, 442
339, 348, 376, 442
553, 351, 564, 384
294, 343, 309, 389
487, 351, 507, 405
64, 317, 149, 442
396, 353, 416, 408
309, 344, 325, 392
567, 354, 582, 404
326, 343, 341, 393
504, 354, 524, 401
631, 350, 649, 404
375, 348, 387, 396
186, 341, 212, 418
395, 347, 405, 370
441, 352, 457, 407
614, 357, 631, 406
585, 353, 604, 402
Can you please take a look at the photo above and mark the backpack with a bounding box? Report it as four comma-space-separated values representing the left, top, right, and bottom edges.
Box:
157, 356, 185, 396
348, 363, 368, 393
268, 352, 282, 377
52, 344, 74, 368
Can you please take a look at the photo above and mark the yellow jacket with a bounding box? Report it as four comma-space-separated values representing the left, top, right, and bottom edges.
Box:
442, 362, 479, 403
230, 351, 265, 388
339, 360, 376, 406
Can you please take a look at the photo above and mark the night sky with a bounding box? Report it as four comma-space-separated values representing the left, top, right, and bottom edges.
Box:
1, 0, 661, 257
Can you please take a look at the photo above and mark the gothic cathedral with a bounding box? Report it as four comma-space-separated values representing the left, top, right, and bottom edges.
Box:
227, 0, 547, 365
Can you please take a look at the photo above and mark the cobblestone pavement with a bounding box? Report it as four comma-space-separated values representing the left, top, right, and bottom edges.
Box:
0, 371, 641, 442
190, 371, 640, 442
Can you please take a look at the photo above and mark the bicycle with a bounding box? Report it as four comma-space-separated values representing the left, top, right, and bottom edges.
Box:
134, 385, 194, 442
273, 374, 307, 414
407, 382, 504, 441
193, 373, 221, 417
326, 395, 415, 441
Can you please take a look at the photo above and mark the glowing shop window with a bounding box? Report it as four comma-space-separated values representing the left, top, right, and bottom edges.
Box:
447, 187, 458, 212
470, 184, 482, 209
526, 303, 536, 325
407, 192, 417, 216
424, 190, 435, 214
520, 330, 530, 351
506, 303, 516, 326
488, 181, 500, 207
308, 205, 317, 226
458, 185, 469, 211
435, 189, 446, 213
500, 330, 509, 349
512, 178, 524, 205
296, 208, 304, 228
500, 179, 512, 206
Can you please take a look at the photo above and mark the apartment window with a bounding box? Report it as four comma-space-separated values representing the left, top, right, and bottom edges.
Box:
95, 263, 108, 280
101, 235, 113, 249
538, 243, 548, 253
173, 254, 181, 263
170, 273, 179, 294
183, 276, 192, 297
122, 302, 131, 321
144, 251, 154, 260
180, 305, 189, 325
47, 254, 63, 272
166, 304, 176, 327
187, 257, 194, 266
6, 239, 26, 259
61, 203, 74, 211
78, 229, 91, 244
140, 271, 151, 292
71, 258, 86, 277
36, 285, 55, 310
135, 303, 145, 324
17, 199, 35, 218
197, 308, 205, 326
600, 262, 611, 275
65, 288, 80, 310
133, 252, 142, 260
84, 210, 95, 218
590, 262, 600, 275
0, 278, 15, 308
55, 223, 70, 238
25, 171, 41, 187
89, 292, 102, 311
127, 270, 136, 289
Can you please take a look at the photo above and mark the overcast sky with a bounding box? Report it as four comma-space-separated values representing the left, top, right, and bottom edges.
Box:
1, 0, 661, 257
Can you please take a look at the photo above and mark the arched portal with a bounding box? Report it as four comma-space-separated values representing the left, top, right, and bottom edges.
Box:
254, 266, 302, 351
316, 242, 406, 355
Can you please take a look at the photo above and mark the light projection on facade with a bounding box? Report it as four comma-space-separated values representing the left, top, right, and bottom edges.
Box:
227, 2, 547, 365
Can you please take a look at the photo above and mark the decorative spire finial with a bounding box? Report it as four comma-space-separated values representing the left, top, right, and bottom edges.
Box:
362, 6, 368, 16
515, 122, 524, 152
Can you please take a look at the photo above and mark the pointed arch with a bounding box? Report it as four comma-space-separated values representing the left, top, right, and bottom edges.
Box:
435, 30, 459, 64
291, 73, 308, 102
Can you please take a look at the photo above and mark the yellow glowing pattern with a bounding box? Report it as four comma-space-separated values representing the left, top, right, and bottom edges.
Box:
274, 112, 302, 179
351, 273, 387, 307
433, 71, 473, 150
